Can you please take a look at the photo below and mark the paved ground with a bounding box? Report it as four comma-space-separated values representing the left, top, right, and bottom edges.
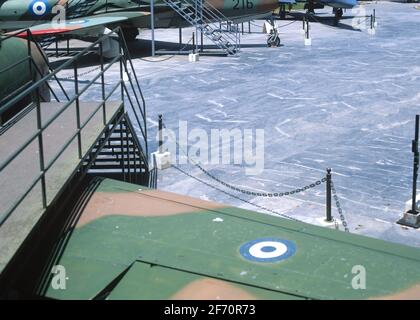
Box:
55, 2, 420, 247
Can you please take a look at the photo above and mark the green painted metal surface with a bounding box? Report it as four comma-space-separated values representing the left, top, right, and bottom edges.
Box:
0, 36, 31, 102
107, 262, 301, 300
43, 178, 420, 300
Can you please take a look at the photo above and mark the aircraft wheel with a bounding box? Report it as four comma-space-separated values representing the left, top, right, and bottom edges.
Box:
267, 35, 280, 47
335, 8, 343, 20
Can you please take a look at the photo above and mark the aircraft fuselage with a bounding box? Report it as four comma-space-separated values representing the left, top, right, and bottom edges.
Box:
0, 0, 279, 25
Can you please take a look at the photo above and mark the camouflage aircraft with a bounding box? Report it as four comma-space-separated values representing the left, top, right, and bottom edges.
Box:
3, 176, 419, 299
0, 0, 281, 40
278, 0, 358, 24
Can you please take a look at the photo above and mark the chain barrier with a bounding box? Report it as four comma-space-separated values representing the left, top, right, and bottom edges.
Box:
138, 36, 194, 63
249, 20, 298, 30
161, 121, 349, 230
55, 35, 195, 82
196, 162, 326, 197
172, 164, 303, 222
161, 122, 326, 197
308, 13, 371, 30
58, 65, 102, 81
331, 180, 349, 232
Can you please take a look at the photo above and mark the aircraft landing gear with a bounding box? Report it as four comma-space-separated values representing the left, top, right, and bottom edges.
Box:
266, 19, 280, 47
122, 27, 139, 42
333, 8, 343, 26
305, 0, 315, 14
279, 5, 286, 20
267, 32, 281, 47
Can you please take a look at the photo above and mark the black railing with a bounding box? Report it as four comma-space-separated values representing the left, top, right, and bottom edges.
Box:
0, 29, 69, 112
0, 27, 149, 226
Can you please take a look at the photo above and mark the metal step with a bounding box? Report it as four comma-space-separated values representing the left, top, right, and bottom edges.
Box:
162, 0, 239, 55
90, 164, 148, 171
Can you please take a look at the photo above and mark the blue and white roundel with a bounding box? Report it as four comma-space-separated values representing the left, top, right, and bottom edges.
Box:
29, 0, 50, 17
240, 238, 296, 263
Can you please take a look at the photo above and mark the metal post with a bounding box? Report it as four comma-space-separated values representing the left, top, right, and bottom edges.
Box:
370, 14, 373, 29
150, 0, 155, 57
99, 41, 106, 125
306, 20, 310, 39
74, 62, 82, 160
35, 87, 47, 209
179, 25, 182, 50
200, 30, 204, 53
120, 122, 126, 181
125, 120, 131, 183
195, 0, 198, 53
133, 139, 138, 184
248, 21, 251, 34
326, 168, 332, 222
158, 114, 163, 153
27, 30, 33, 89
192, 32, 195, 54
119, 39, 124, 98
200, 0, 203, 53
373, 9, 376, 26
241, 22, 244, 35
411, 115, 419, 213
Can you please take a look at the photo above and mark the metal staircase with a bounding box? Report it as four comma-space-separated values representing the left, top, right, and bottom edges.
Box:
66, 0, 97, 19
162, 0, 240, 55
88, 115, 150, 186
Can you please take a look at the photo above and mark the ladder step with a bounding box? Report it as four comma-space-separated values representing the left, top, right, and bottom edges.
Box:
164, 0, 239, 55
91, 163, 147, 167
90, 164, 148, 170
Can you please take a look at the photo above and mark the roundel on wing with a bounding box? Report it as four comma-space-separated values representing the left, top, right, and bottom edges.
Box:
239, 238, 296, 263
29, 0, 50, 17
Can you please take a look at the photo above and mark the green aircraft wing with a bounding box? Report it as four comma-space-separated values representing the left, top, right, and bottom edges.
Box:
10, 12, 149, 37
38, 177, 420, 300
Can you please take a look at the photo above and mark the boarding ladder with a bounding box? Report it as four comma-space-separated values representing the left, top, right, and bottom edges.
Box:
162, 0, 240, 55
88, 116, 151, 186
0, 27, 154, 277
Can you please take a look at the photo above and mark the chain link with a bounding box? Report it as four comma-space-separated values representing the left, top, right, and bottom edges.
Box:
59, 66, 103, 81
59, 35, 194, 81
139, 36, 194, 63
196, 162, 326, 197
162, 122, 326, 197
172, 164, 303, 222
331, 180, 349, 232
161, 122, 349, 230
